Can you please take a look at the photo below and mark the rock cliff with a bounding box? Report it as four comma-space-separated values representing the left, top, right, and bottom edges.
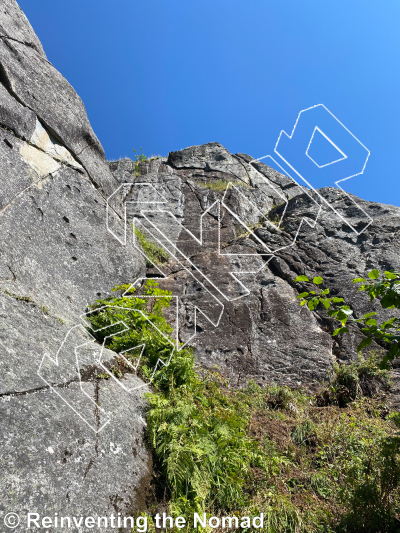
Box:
0, 1, 150, 529
1, 0, 400, 529
110, 144, 400, 402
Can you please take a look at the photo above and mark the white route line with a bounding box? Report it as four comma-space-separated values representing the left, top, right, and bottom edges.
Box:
37, 324, 111, 434
273, 104, 372, 235
37, 301, 178, 434
106, 160, 323, 348
305, 126, 347, 168
42, 103, 372, 434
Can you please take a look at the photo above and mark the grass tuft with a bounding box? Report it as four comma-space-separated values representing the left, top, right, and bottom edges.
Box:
198, 179, 251, 192
134, 227, 170, 267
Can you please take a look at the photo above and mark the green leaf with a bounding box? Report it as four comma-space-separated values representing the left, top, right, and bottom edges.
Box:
381, 294, 398, 309
336, 308, 352, 323
368, 269, 380, 280
322, 300, 331, 310
363, 312, 377, 318
379, 357, 391, 370
382, 318, 397, 329
352, 277, 366, 283
384, 271, 398, 280
295, 275, 309, 282
296, 292, 309, 298
388, 343, 400, 359
332, 327, 349, 336
357, 337, 372, 351
332, 297, 344, 303
365, 319, 377, 326
313, 277, 324, 285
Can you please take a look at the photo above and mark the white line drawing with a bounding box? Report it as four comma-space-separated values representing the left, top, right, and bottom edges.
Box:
38, 324, 113, 433
125, 227, 226, 350
221, 171, 322, 249
107, 183, 166, 246
42, 104, 371, 433
106, 161, 322, 350
271, 104, 372, 234
305, 126, 347, 168
37, 302, 177, 434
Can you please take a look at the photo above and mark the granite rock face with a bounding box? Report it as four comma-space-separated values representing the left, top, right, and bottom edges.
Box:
0, 2, 150, 530
0, 0, 116, 196
2, 0, 400, 526
110, 143, 400, 402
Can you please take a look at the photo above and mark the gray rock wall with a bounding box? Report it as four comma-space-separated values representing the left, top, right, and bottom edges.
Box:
1, 0, 400, 527
0, 2, 151, 530
111, 143, 400, 403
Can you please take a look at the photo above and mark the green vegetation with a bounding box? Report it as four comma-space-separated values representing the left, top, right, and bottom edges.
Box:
234, 212, 286, 242
1, 289, 32, 302
233, 216, 267, 241
86, 280, 175, 384
266, 202, 287, 230
318, 352, 392, 407
88, 281, 400, 532
0, 289, 66, 324
134, 227, 170, 267
234, 202, 289, 241
132, 147, 147, 174
198, 179, 250, 192
268, 213, 282, 227
295, 269, 400, 368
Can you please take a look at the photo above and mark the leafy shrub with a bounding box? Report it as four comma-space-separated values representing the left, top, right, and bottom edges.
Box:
310, 472, 333, 499
86, 280, 180, 389
267, 384, 298, 412
88, 281, 400, 532
295, 270, 400, 368
198, 178, 250, 192
311, 404, 400, 533
337, 433, 400, 532
87, 281, 258, 516
132, 146, 147, 174
263, 495, 302, 533
314, 353, 393, 407
328, 353, 392, 407
146, 377, 257, 515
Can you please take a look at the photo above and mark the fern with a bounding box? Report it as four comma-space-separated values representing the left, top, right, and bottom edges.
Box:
88, 281, 400, 532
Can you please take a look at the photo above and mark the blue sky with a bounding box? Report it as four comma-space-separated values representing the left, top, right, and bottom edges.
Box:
19, 0, 400, 206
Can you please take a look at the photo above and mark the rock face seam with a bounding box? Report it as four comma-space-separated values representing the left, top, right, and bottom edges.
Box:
0, 123, 120, 224
0, 171, 52, 216
0, 33, 52, 64
0, 68, 103, 192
